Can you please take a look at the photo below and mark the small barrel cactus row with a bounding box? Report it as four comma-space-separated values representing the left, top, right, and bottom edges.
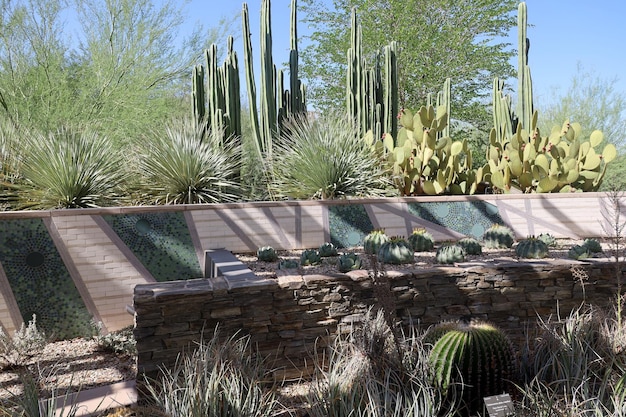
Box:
482, 224, 515, 249
435, 244, 465, 264
516, 236, 549, 259
408, 228, 434, 252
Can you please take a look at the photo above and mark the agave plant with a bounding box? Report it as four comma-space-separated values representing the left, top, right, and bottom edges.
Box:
19, 126, 124, 209
268, 115, 391, 199
137, 118, 242, 204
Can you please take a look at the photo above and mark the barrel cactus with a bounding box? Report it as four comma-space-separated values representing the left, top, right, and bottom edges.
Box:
582, 238, 603, 254
318, 242, 338, 257
428, 320, 516, 415
278, 259, 299, 270
538, 233, 557, 247
457, 237, 482, 255
435, 244, 466, 264
377, 236, 414, 264
300, 249, 322, 266
364, 229, 389, 255
568, 244, 590, 260
515, 236, 549, 259
407, 228, 434, 252
482, 224, 515, 249
337, 253, 362, 273
256, 246, 278, 262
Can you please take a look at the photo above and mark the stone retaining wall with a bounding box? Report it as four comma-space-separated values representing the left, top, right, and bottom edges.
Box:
134, 258, 625, 382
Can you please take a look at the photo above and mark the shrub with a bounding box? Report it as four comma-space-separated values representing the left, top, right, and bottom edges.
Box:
0, 315, 47, 369
94, 324, 136, 356
267, 115, 391, 199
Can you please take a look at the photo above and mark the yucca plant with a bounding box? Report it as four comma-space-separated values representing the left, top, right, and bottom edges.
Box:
137, 118, 242, 204
19, 126, 124, 209
267, 115, 391, 199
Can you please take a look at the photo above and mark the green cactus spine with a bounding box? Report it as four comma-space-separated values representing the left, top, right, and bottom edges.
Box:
337, 253, 362, 273
457, 237, 482, 255
435, 244, 466, 264
515, 236, 549, 259
318, 242, 338, 257
483, 224, 515, 249
377, 236, 414, 265
256, 246, 278, 262
363, 229, 389, 255
300, 249, 321, 266
429, 321, 516, 415
407, 228, 434, 252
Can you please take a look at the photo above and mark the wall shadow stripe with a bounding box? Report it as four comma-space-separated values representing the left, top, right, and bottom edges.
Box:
214, 210, 258, 252
91, 215, 156, 283
495, 201, 578, 239
262, 207, 291, 248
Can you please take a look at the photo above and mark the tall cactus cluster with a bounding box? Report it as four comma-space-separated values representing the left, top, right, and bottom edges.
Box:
486, 2, 617, 193
347, 8, 398, 142
192, 0, 306, 161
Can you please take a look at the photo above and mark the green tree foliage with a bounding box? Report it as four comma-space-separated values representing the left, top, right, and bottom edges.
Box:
0, 0, 236, 146
299, 0, 518, 131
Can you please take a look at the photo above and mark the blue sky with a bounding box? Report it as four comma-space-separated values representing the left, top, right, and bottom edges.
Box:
184, 0, 626, 108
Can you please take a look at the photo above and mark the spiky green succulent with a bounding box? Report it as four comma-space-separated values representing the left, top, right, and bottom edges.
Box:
337, 253, 362, 273
256, 246, 278, 262
278, 259, 299, 270
318, 242, 338, 257
300, 249, 322, 266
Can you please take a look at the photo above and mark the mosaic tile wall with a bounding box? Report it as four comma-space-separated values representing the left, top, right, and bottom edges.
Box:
0, 219, 93, 339
103, 212, 202, 282
407, 201, 504, 239
328, 204, 374, 248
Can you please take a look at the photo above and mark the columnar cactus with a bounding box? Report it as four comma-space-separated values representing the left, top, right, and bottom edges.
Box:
363, 229, 389, 255
377, 237, 414, 265
407, 228, 434, 252
337, 253, 362, 273
515, 236, 549, 259
457, 237, 482, 255
482, 224, 515, 249
435, 244, 466, 264
256, 246, 278, 262
428, 321, 516, 415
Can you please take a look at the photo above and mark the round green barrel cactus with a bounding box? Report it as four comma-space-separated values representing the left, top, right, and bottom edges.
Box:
363, 229, 389, 255
337, 253, 362, 273
300, 249, 321, 266
435, 244, 466, 264
428, 321, 516, 415
582, 238, 603, 254
256, 246, 278, 262
515, 236, 549, 259
407, 228, 434, 252
318, 242, 338, 257
482, 224, 515, 249
278, 259, 299, 270
377, 237, 414, 264
457, 237, 482, 255
538, 232, 557, 247
568, 244, 590, 260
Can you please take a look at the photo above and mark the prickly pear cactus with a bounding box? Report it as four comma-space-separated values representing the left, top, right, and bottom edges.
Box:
515, 236, 549, 259
457, 237, 482, 255
318, 242, 338, 257
408, 228, 434, 252
300, 249, 321, 266
482, 224, 515, 249
435, 244, 466, 264
364, 229, 389, 255
257, 246, 278, 262
377, 237, 414, 265
582, 238, 603, 254
537, 233, 557, 247
568, 244, 590, 260
278, 259, 299, 270
337, 253, 362, 273
428, 320, 516, 416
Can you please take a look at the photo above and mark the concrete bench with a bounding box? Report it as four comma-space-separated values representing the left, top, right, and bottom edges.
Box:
204, 249, 269, 289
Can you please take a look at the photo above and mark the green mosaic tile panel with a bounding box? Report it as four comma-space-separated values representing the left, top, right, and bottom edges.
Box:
407, 201, 504, 239
103, 212, 202, 282
0, 218, 93, 339
328, 204, 374, 248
